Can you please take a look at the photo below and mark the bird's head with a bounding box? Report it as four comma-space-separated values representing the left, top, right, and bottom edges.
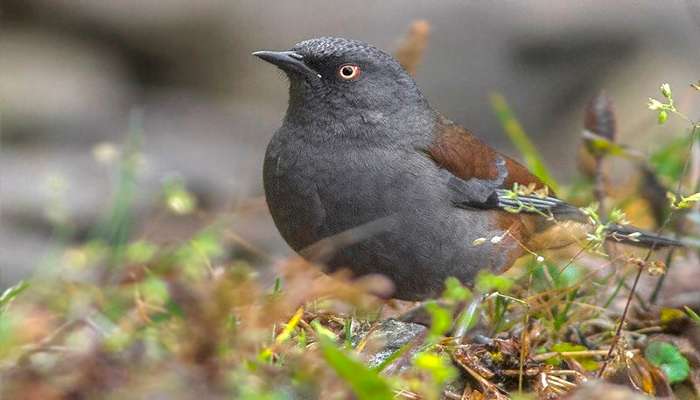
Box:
254, 37, 428, 122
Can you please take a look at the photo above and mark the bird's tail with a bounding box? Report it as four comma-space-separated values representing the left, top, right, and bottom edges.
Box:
606, 224, 682, 248
493, 190, 683, 249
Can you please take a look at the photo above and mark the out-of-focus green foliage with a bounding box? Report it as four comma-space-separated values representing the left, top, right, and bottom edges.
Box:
645, 341, 690, 384
317, 332, 394, 400
650, 135, 693, 182
547, 343, 599, 371
475, 271, 514, 294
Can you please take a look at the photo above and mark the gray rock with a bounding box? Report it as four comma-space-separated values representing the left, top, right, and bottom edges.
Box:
353, 319, 427, 371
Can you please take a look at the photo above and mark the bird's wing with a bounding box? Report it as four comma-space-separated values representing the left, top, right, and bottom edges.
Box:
425, 114, 555, 252
425, 114, 681, 249
427, 114, 552, 208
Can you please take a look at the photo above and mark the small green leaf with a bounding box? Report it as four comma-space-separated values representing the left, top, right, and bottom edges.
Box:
475, 271, 513, 294
551, 342, 585, 352
608, 208, 630, 225
311, 320, 338, 342
126, 240, 157, 264
645, 341, 690, 384
163, 178, 197, 215
530, 260, 583, 290
673, 192, 700, 209
660, 308, 686, 325
174, 230, 224, 276
316, 329, 393, 400
425, 302, 452, 341
414, 351, 457, 385
140, 276, 170, 305
658, 110, 668, 124
582, 130, 641, 159
549, 342, 599, 371
650, 136, 692, 181
442, 277, 472, 302
104, 329, 132, 353
272, 276, 283, 295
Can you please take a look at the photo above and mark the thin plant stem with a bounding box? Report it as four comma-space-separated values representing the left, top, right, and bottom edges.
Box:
649, 124, 699, 303
599, 123, 698, 377
597, 262, 644, 378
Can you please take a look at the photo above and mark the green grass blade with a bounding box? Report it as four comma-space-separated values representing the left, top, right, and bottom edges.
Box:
489, 93, 559, 192
317, 330, 394, 400
0, 281, 29, 313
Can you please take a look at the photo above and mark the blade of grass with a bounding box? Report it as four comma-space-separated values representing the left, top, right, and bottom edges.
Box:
453, 299, 481, 338
344, 316, 353, 349
373, 340, 414, 373
93, 109, 143, 274
489, 93, 559, 192
316, 326, 394, 400
275, 306, 304, 344
0, 281, 29, 313
685, 306, 700, 325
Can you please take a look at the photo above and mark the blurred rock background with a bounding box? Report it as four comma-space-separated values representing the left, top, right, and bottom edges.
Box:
1, 0, 699, 285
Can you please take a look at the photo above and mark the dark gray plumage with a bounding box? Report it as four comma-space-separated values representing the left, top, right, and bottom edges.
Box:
257, 38, 518, 300
254, 37, 681, 300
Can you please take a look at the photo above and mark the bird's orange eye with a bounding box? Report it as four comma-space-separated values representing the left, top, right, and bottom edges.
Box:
337, 64, 361, 81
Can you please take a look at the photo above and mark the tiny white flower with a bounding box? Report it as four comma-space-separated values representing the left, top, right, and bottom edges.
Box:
647, 98, 664, 110
660, 83, 672, 98
490, 235, 503, 244
92, 142, 120, 164
536, 255, 545, 263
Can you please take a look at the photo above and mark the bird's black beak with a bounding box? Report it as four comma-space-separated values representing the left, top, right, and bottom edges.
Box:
252, 50, 321, 79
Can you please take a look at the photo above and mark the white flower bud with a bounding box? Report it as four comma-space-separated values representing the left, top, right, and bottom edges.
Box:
660, 83, 672, 99
647, 98, 664, 111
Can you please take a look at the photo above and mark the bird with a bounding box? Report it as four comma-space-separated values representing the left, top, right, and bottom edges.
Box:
253, 37, 681, 301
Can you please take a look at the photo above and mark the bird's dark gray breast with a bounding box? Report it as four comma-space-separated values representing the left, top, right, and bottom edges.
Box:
264, 127, 425, 249
263, 130, 325, 252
